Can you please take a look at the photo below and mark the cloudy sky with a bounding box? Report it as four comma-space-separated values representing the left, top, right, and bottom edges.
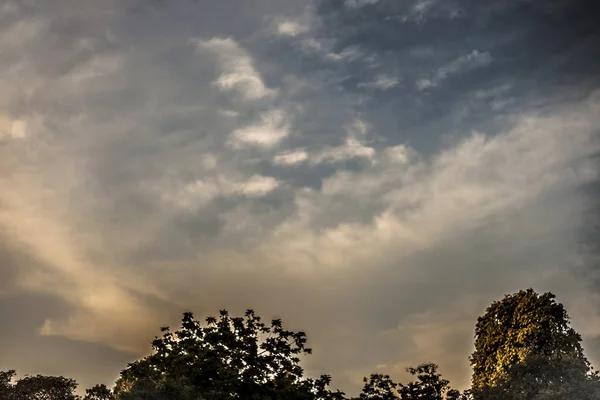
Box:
1, 0, 599, 395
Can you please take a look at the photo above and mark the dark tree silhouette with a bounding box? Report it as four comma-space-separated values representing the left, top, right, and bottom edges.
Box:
358, 363, 463, 400
114, 309, 345, 400
84, 384, 116, 400
9, 374, 79, 400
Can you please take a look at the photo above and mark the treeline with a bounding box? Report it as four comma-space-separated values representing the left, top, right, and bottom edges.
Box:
2, 289, 600, 399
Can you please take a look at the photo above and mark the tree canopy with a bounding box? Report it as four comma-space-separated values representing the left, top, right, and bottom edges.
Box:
114, 309, 345, 400
2, 373, 80, 400
359, 363, 462, 400
469, 288, 591, 397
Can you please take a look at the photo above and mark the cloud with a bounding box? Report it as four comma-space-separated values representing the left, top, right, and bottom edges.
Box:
0, 117, 28, 139
357, 75, 400, 90
310, 119, 376, 164
163, 175, 281, 211
293, 35, 362, 63
344, 0, 380, 8
276, 19, 309, 37
417, 50, 492, 90
228, 109, 290, 148
265, 94, 599, 271
193, 37, 277, 101
235, 175, 280, 196
274, 149, 309, 165
68, 54, 122, 82
0, 178, 163, 354
312, 137, 376, 164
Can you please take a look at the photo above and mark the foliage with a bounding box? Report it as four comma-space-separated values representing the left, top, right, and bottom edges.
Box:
359, 363, 464, 400
473, 354, 600, 400
360, 373, 399, 400
0, 370, 16, 398
469, 288, 588, 392
9, 374, 79, 400
114, 309, 346, 400
0, 371, 115, 400
84, 384, 116, 400
398, 363, 461, 400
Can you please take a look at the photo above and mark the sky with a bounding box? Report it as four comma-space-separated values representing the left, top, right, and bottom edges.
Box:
1, 0, 599, 395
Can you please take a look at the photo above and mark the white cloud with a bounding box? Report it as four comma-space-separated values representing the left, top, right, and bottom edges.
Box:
233, 175, 280, 197
357, 75, 400, 90
164, 174, 280, 210
273, 149, 309, 165
325, 46, 362, 62
311, 119, 376, 164
416, 78, 436, 91
193, 37, 277, 100
383, 145, 413, 164
298, 36, 361, 63
228, 109, 290, 148
0, 117, 28, 139
313, 138, 376, 164
344, 0, 380, 8
276, 20, 309, 37
411, 0, 438, 18
393, 0, 456, 24
437, 50, 492, 79
417, 49, 492, 90
301, 38, 325, 54
218, 109, 240, 118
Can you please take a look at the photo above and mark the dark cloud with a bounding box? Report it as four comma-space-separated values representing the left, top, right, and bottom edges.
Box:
310, 0, 600, 152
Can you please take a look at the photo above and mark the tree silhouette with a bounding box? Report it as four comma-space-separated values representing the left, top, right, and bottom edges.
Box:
114, 309, 345, 400
358, 363, 463, 400
84, 384, 116, 400
10, 374, 79, 400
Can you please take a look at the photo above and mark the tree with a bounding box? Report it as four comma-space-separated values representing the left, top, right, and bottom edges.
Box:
397, 363, 461, 400
11, 374, 79, 400
359, 373, 398, 400
469, 288, 597, 399
0, 370, 16, 398
474, 354, 600, 400
470, 289, 587, 390
84, 384, 115, 400
359, 363, 462, 400
114, 309, 346, 400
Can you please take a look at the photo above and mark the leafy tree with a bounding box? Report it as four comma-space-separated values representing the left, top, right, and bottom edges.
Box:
84, 384, 116, 400
10, 374, 79, 400
470, 288, 589, 393
1, 370, 16, 398
114, 309, 345, 400
397, 363, 461, 400
473, 354, 600, 400
359, 363, 462, 400
359, 373, 398, 400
